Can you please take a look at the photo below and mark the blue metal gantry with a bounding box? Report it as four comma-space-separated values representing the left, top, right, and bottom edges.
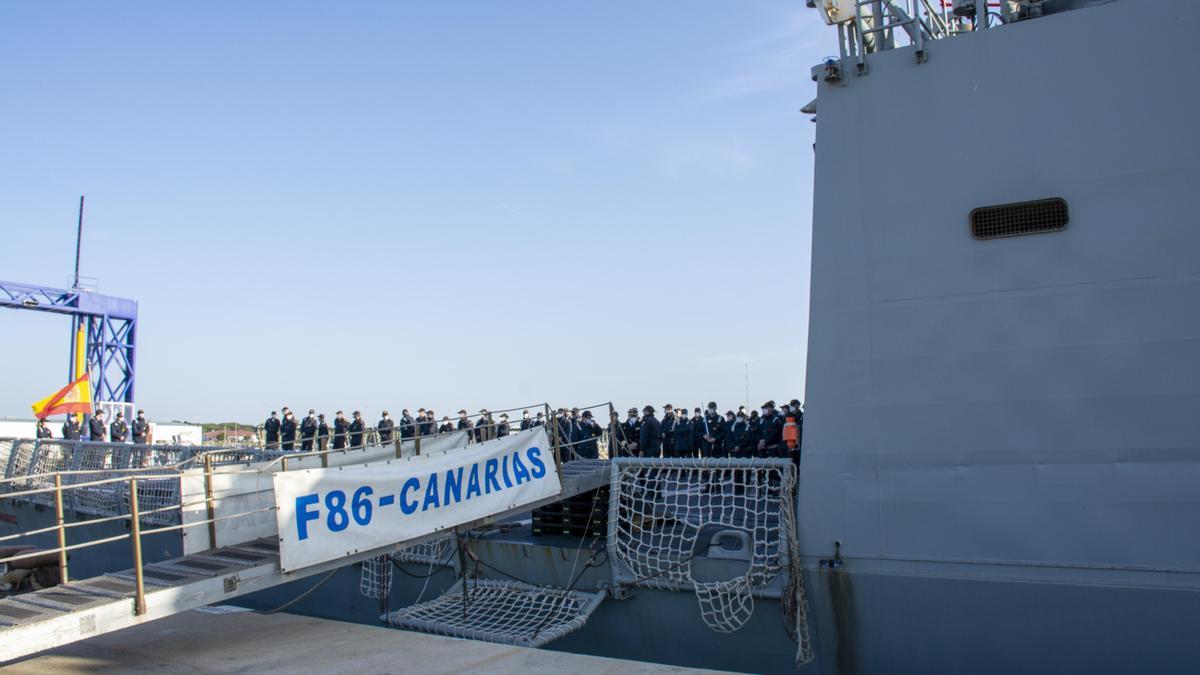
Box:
0, 279, 138, 404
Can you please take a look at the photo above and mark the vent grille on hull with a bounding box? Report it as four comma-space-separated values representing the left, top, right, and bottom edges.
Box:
970, 198, 1069, 239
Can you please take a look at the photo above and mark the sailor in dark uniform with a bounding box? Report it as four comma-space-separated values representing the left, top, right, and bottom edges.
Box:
317, 414, 331, 452
638, 406, 662, 458
300, 410, 318, 451
456, 410, 472, 437
438, 416, 455, 434
532, 412, 544, 427
378, 411, 395, 444
660, 405, 676, 457
348, 411, 365, 448
280, 410, 297, 451
725, 411, 752, 457
574, 410, 602, 459
496, 413, 511, 437
88, 410, 107, 442
757, 401, 784, 458
701, 402, 726, 458
622, 407, 641, 457
689, 408, 705, 458
519, 410, 533, 430
131, 410, 150, 444
36, 419, 52, 439
62, 414, 82, 440
264, 412, 281, 450
400, 409, 416, 439
474, 410, 493, 443
110, 412, 129, 443
672, 408, 694, 458
419, 410, 435, 437
332, 411, 349, 450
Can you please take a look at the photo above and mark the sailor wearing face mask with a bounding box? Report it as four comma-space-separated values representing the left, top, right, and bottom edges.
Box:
689, 408, 705, 458
725, 411, 752, 457
661, 404, 676, 456
756, 400, 784, 458
520, 410, 533, 431
701, 401, 726, 458
622, 407, 641, 457
672, 408, 694, 458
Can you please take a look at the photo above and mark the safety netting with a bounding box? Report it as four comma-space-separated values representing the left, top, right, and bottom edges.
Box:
396, 536, 455, 566
360, 555, 393, 599
607, 457, 813, 666
360, 536, 456, 598
384, 578, 605, 648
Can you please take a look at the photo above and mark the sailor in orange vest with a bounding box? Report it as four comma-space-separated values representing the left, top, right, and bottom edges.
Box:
783, 398, 804, 468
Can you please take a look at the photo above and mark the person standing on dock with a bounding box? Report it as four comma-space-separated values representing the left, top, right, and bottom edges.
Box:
280, 410, 297, 451
377, 411, 395, 444
62, 413, 82, 440
317, 414, 330, 452
36, 418, 52, 439
264, 411, 280, 450
348, 411, 365, 448
131, 410, 149, 445
110, 411, 129, 443
88, 410, 107, 442
332, 411, 349, 450
300, 410, 318, 452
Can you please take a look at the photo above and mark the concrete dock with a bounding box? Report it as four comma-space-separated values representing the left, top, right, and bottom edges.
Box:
1, 606, 732, 674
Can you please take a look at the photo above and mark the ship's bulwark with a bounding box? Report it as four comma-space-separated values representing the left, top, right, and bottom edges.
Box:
801, 0, 1200, 673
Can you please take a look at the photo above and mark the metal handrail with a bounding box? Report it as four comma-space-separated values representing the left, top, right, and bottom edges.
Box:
0, 403, 609, 610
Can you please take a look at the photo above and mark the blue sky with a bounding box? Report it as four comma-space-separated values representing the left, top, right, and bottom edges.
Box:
0, 2, 829, 423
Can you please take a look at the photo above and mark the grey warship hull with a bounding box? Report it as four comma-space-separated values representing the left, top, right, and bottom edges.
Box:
4, 2, 1199, 674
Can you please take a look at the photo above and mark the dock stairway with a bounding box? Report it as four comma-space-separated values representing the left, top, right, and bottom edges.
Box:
0, 417, 612, 664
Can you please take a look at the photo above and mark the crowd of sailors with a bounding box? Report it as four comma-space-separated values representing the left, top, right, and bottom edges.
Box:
33, 409, 150, 444
25, 399, 805, 468
257, 399, 804, 466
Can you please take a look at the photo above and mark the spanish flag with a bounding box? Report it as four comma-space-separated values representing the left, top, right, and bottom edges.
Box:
31, 374, 94, 419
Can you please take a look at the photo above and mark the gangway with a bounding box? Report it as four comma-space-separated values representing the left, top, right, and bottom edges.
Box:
0, 419, 611, 663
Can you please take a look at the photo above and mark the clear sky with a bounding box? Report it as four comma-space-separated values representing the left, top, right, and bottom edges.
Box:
0, 2, 830, 424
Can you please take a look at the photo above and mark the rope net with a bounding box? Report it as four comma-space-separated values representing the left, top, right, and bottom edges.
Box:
384, 578, 604, 649
360, 555, 393, 599
360, 536, 455, 598
608, 457, 813, 666
396, 536, 455, 566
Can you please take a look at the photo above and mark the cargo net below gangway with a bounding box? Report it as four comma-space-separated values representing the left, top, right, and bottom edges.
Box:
609, 457, 813, 667
384, 578, 605, 649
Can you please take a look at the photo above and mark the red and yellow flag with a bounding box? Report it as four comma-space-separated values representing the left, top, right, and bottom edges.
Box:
31, 374, 93, 419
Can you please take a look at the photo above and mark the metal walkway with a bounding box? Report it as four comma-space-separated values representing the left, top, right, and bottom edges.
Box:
0, 459, 611, 663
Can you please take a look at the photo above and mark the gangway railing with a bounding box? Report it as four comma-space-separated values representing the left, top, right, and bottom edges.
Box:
0, 403, 619, 663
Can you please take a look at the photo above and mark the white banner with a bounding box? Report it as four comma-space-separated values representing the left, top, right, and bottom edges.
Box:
273, 427, 559, 571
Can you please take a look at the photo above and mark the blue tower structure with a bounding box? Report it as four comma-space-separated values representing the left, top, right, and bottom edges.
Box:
0, 280, 138, 405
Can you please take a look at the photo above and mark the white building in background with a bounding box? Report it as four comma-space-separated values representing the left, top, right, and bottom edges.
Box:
0, 418, 203, 445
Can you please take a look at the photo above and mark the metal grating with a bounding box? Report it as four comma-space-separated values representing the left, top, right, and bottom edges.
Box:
970, 198, 1068, 239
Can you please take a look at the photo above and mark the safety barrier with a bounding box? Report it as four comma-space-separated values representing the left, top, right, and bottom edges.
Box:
0, 402, 616, 617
